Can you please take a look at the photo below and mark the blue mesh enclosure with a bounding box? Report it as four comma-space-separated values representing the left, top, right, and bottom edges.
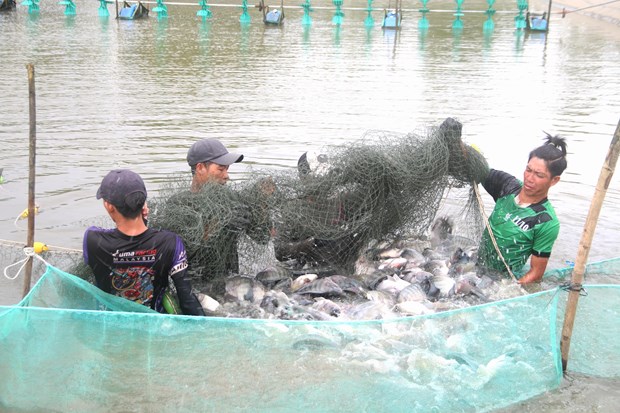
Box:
0, 265, 574, 412
558, 285, 620, 378
544, 257, 620, 281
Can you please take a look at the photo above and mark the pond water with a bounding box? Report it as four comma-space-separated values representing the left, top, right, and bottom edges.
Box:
1, 1, 619, 410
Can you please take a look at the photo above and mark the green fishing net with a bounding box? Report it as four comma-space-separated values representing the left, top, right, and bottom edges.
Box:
556, 284, 620, 378
0, 265, 554, 412
1, 263, 618, 412
1, 116, 617, 411
149, 118, 489, 292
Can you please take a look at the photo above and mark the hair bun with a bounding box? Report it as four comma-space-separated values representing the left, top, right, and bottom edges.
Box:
543, 132, 567, 156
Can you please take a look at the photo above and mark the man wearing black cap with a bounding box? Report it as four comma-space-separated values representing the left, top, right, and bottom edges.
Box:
186, 138, 244, 191
83, 169, 205, 316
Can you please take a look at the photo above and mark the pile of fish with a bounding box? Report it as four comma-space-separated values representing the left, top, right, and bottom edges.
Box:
195, 222, 527, 320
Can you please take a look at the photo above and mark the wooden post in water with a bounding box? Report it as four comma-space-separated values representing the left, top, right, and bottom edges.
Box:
560, 118, 620, 372
22, 63, 37, 298
260, 0, 266, 22
546, 0, 553, 28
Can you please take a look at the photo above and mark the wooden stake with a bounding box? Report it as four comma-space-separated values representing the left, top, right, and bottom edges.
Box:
22, 63, 37, 298
560, 118, 620, 372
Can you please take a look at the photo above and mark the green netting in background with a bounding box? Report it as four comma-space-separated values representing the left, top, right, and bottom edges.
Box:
0, 265, 568, 412
544, 257, 620, 281
557, 285, 620, 378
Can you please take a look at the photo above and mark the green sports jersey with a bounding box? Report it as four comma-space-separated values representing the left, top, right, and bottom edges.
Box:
478, 169, 559, 277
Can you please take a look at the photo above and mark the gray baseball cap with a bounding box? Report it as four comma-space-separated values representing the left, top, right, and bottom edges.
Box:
96, 169, 147, 209
187, 139, 244, 167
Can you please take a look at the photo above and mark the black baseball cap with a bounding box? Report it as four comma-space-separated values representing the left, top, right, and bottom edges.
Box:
187, 139, 244, 167
96, 169, 147, 209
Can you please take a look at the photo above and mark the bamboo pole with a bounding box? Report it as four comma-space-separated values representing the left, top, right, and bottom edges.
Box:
560, 118, 620, 372
22, 63, 37, 298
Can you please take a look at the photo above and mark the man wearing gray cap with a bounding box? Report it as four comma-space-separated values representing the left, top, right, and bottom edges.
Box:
187, 138, 244, 191
184, 138, 250, 278
151, 139, 273, 294
83, 169, 205, 316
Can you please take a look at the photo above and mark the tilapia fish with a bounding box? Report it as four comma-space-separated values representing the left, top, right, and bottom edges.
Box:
225, 276, 266, 304
196, 219, 513, 320
256, 265, 292, 289
295, 277, 344, 297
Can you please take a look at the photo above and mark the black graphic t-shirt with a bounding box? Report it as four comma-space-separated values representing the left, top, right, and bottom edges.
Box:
83, 227, 204, 316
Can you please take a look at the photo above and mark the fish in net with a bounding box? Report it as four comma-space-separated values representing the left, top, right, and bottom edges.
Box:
148, 117, 490, 293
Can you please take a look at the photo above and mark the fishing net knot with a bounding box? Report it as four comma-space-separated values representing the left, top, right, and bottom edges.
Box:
559, 282, 588, 296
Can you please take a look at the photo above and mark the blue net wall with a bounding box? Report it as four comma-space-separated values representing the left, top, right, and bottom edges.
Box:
1, 264, 617, 412
544, 257, 620, 280
557, 285, 620, 378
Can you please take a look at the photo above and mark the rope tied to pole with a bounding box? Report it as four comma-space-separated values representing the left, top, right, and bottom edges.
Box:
544, 282, 586, 310
3, 246, 50, 281
559, 281, 588, 296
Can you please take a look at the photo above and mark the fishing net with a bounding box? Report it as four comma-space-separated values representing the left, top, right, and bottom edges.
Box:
1, 116, 618, 411
149, 117, 489, 294
0, 240, 91, 282
149, 174, 277, 294
558, 284, 620, 379
1, 262, 618, 412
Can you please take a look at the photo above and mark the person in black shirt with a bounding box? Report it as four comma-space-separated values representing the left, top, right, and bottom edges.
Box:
83, 169, 205, 316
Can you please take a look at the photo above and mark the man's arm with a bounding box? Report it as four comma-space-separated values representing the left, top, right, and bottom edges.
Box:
482, 169, 522, 201
169, 235, 205, 316
518, 255, 549, 284
170, 271, 206, 316
521, 217, 559, 284
436, 117, 490, 184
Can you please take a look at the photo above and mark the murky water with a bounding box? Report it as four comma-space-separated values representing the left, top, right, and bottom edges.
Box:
1, 2, 619, 410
